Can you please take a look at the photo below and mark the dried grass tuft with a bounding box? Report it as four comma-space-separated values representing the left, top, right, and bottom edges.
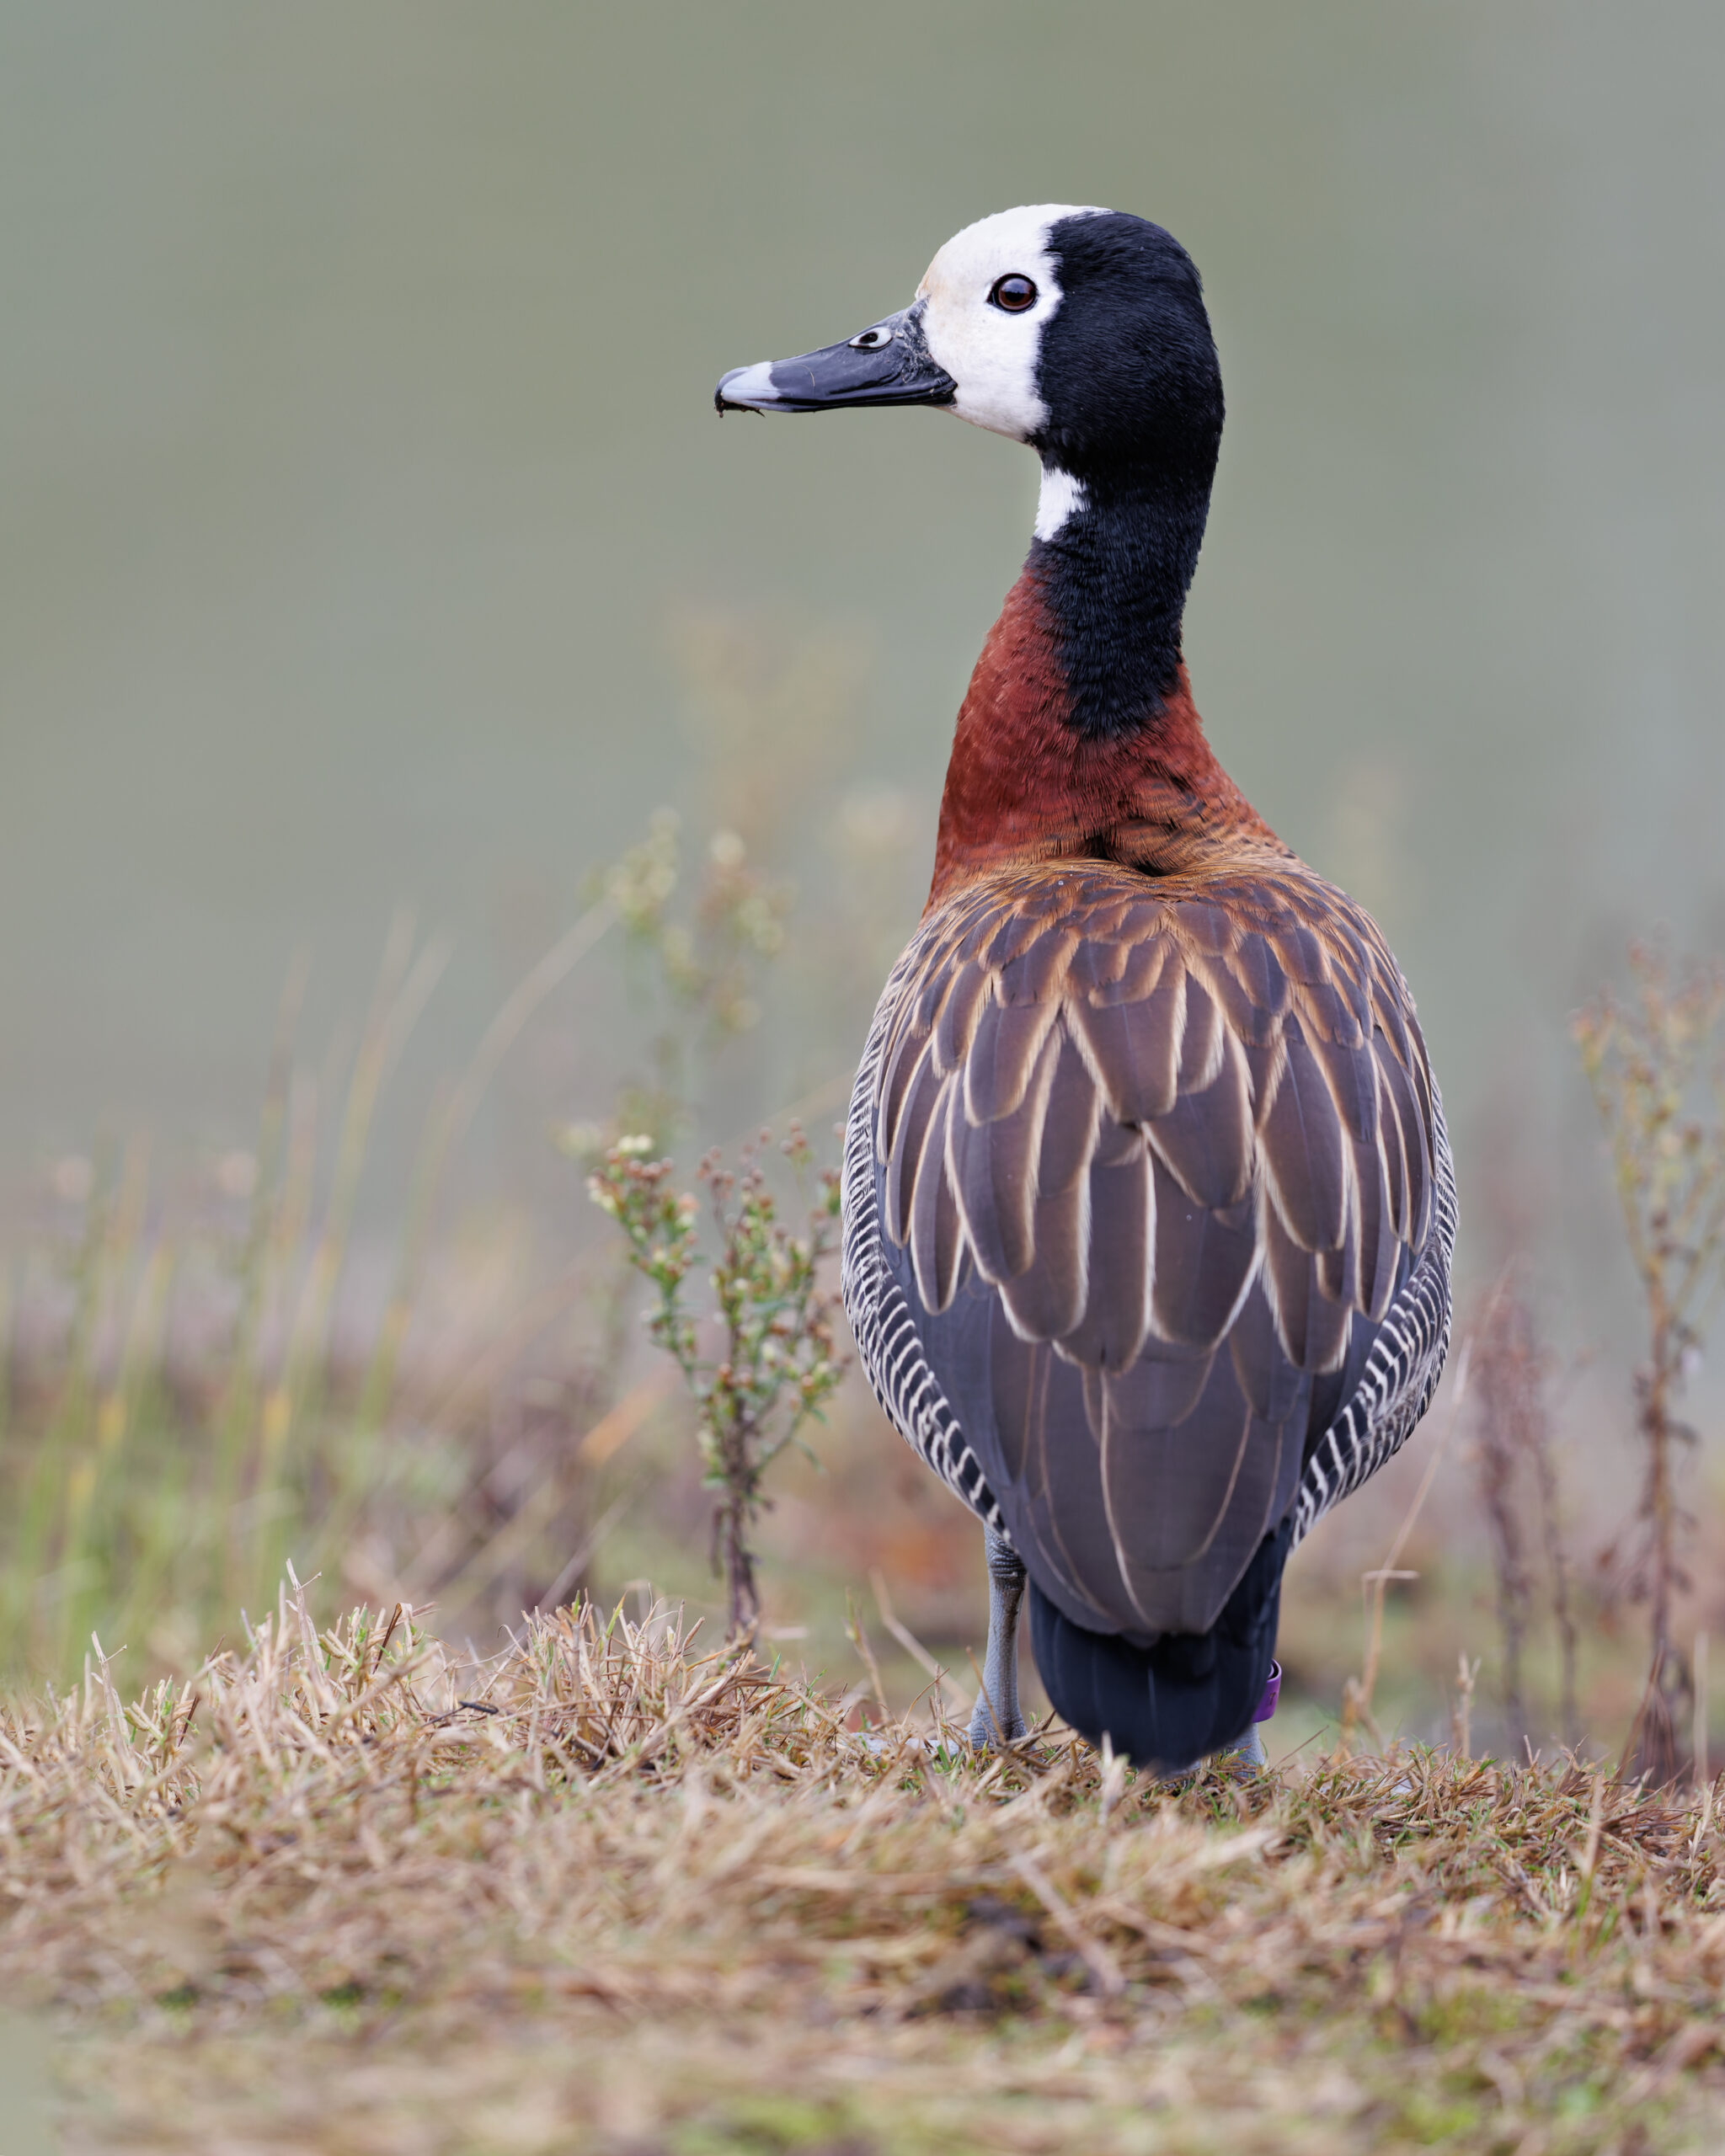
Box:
3, 1588, 1725, 2152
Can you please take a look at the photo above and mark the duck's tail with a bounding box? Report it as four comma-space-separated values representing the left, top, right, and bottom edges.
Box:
1028, 1520, 1292, 1772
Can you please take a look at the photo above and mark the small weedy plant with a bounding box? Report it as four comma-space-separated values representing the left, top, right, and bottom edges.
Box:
588, 1127, 847, 1638
598, 807, 790, 1141
1574, 942, 1725, 1778
1471, 1268, 1579, 1750
0, 804, 795, 1688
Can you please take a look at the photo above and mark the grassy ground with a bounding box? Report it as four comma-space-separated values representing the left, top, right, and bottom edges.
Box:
2, 1585, 1722, 2154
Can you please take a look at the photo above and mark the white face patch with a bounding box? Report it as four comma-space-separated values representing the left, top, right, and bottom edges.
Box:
916, 204, 1108, 442
1033, 466, 1087, 540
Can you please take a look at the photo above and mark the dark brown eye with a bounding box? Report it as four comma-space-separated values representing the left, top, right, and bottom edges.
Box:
989, 275, 1038, 312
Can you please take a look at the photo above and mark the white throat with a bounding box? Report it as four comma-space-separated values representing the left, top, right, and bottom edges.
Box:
1033, 466, 1087, 541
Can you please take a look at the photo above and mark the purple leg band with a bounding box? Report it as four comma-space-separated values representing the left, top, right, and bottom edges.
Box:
1253, 1661, 1282, 1723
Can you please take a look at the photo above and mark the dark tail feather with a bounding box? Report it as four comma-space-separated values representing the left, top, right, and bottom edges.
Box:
1028, 1521, 1293, 1770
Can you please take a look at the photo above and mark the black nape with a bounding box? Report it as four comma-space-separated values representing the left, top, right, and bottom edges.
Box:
1031, 213, 1225, 740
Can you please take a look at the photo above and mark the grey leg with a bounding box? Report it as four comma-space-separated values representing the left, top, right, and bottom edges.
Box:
968, 1529, 1028, 1748
1211, 1720, 1267, 1771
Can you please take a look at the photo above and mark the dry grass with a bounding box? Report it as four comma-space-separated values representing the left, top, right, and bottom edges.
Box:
0, 1587, 1722, 2153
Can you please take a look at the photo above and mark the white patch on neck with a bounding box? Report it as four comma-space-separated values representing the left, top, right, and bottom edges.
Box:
1033, 466, 1087, 540
916, 203, 1107, 443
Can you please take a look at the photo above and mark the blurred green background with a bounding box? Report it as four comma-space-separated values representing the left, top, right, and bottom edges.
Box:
1, 2, 1722, 1747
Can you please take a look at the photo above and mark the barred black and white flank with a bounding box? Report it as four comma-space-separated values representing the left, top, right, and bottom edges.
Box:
718, 205, 1455, 1768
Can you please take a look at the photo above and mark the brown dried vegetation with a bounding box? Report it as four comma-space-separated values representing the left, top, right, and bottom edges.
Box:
3, 1585, 1725, 2153
1471, 1272, 1580, 1753
1574, 946, 1725, 1783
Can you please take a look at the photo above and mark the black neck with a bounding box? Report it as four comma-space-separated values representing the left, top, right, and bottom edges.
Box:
1028, 470, 1212, 741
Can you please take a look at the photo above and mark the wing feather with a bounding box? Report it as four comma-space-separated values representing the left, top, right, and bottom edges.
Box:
909, 1081, 966, 1312
862, 860, 1444, 1641
1261, 1022, 1348, 1251
1232, 929, 1291, 1021
1065, 959, 1183, 1120
931, 958, 991, 1075
1201, 948, 1285, 1049
1175, 974, 1226, 1091
998, 1151, 1090, 1339
963, 996, 1060, 1123
996, 1326, 1122, 1627
1064, 934, 1130, 996
1229, 1277, 1309, 1423
1263, 1201, 1351, 1370
1377, 1042, 1428, 1245
1309, 1028, 1380, 1145
1037, 1032, 1103, 1195
1150, 1156, 1259, 1348
883, 1043, 940, 1246
1091, 1340, 1214, 1432
877, 1021, 920, 1164
998, 926, 1076, 1006
1102, 1348, 1254, 1574
1146, 1025, 1253, 1207
1059, 1118, 1154, 1371
948, 1021, 1058, 1280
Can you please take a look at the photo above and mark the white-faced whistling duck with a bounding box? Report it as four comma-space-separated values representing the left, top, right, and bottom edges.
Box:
716, 206, 1455, 1772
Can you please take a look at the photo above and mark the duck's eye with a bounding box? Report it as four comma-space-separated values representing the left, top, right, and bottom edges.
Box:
989, 275, 1038, 312
848, 323, 894, 351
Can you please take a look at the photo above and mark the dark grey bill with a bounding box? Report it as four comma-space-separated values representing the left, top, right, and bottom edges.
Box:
714, 301, 955, 414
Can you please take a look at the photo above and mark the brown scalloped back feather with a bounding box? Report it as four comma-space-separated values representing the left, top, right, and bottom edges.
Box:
865, 857, 1439, 1641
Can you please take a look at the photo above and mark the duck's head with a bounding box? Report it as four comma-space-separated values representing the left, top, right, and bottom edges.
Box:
715, 205, 1222, 538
